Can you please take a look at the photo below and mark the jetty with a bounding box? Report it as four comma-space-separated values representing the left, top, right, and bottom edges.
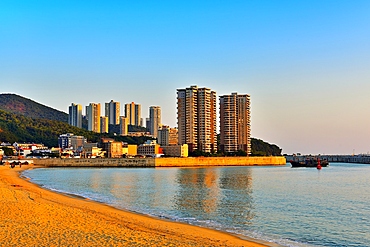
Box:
285, 155, 370, 164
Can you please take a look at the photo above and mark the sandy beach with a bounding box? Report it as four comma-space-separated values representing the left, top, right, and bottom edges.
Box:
0, 165, 271, 247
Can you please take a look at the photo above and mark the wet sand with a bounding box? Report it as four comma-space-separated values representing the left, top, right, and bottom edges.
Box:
0, 165, 271, 247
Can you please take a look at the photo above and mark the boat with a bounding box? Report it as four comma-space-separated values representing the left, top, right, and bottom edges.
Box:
290, 157, 329, 168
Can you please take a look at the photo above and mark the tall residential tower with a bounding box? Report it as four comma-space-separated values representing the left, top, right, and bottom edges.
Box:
149, 106, 161, 138
68, 103, 82, 128
105, 100, 120, 125
219, 93, 251, 154
177, 85, 217, 153
86, 103, 101, 133
125, 102, 141, 126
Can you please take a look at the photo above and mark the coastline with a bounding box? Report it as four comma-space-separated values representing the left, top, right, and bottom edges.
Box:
0, 164, 276, 247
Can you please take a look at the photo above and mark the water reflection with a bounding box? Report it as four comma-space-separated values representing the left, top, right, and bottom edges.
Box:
174, 167, 255, 225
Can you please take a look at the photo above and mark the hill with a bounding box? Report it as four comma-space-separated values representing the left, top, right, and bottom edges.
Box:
0, 94, 68, 122
0, 109, 152, 147
251, 138, 282, 156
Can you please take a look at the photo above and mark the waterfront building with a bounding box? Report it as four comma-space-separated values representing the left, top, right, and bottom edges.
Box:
86, 103, 101, 133
83, 142, 105, 158
177, 85, 217, 153
122, 143, 137, 157
68, 103, 82, 128
100, 116, 109, 133
58, 133, 87, 150
105, 100, 120, 125
219, 93, 251, 154
161, 144, 188, 157
137, 140, 162, 157
125, 102, 141, 126
149, 106, 161, 138
119, 116, 129, 136
100, 138, 123, 158
158, 126, 178, 146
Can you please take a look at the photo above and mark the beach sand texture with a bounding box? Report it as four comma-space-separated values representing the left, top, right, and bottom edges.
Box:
0, 165, 269, 247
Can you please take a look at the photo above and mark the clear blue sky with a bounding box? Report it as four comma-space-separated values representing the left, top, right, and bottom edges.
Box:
1, 0, 370, 154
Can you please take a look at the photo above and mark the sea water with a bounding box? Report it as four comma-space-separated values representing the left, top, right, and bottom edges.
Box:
22, 163, 370, 247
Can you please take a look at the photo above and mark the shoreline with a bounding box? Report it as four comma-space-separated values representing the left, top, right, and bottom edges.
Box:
0, 164, 278, 247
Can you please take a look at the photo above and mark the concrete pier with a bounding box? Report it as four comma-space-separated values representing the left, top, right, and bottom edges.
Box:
285, 155, 370, 164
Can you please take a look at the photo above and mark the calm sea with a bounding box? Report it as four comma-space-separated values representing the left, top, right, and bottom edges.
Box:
22, 163, 370, 247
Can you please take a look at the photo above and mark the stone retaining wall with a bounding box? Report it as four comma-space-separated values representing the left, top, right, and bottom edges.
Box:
33, 156, 286, 167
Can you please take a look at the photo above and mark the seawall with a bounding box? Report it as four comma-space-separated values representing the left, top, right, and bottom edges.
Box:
32, 156, 286, 167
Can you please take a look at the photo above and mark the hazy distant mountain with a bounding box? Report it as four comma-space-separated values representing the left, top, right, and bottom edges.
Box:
0, 93, 68, 122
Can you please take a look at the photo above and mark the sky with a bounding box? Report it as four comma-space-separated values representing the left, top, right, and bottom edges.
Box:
1, 0, 370, 155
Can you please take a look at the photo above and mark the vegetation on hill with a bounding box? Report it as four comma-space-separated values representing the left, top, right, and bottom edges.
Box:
251, 138, 282, 156
0, 93, 68, 122
0, 110, 153, 147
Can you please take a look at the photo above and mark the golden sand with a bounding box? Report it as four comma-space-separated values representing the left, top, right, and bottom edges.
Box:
0, 165, 271, 247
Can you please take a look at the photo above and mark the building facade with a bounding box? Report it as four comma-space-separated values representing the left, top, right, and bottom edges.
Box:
119, 116, 129, 136
158, 125, 178, 146
177, 85, 217, 153
86, 103, 101, 133
149, 106, 161, 138
105, 100, 120, 125
161, 144, 188, 157
58, 133, 87, 150
68, 103, 82, 128
219, 93, 251, 154
100, 116, 109, 133
137, 140, 162, 157
125, 102, 141, 126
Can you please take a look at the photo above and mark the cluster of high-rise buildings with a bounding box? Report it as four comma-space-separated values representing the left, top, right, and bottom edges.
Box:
177, 86, 251, 154
68, 101, 162, 138
68, 85, 251, 155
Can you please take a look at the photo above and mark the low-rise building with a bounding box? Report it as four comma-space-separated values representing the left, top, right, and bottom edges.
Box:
58, 133, 87, 150
137, 140, 162, 157
161, 144, 188, 157
122, 143, 137, 157
100, 138, 123, 158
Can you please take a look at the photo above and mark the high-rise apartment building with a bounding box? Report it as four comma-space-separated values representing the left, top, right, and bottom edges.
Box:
86, 103, 101, 133
149, 106, 161, 138
158, 126, 178, 146
100, 116, 109, 133
68, 103, 82, 128
105, 100, 120, 125
119, 116, 129, 136
177, 85, 217, 153
125, 102, 141, 126
219, 93, 251, 154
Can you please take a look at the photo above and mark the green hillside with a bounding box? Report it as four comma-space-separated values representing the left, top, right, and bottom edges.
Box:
0, 109, 97, 147
0, 93, 68, 122
0, 109, 152, 147
251, 138, 282, 156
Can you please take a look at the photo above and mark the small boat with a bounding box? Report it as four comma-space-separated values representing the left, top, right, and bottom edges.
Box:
290, 157, 329, 168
